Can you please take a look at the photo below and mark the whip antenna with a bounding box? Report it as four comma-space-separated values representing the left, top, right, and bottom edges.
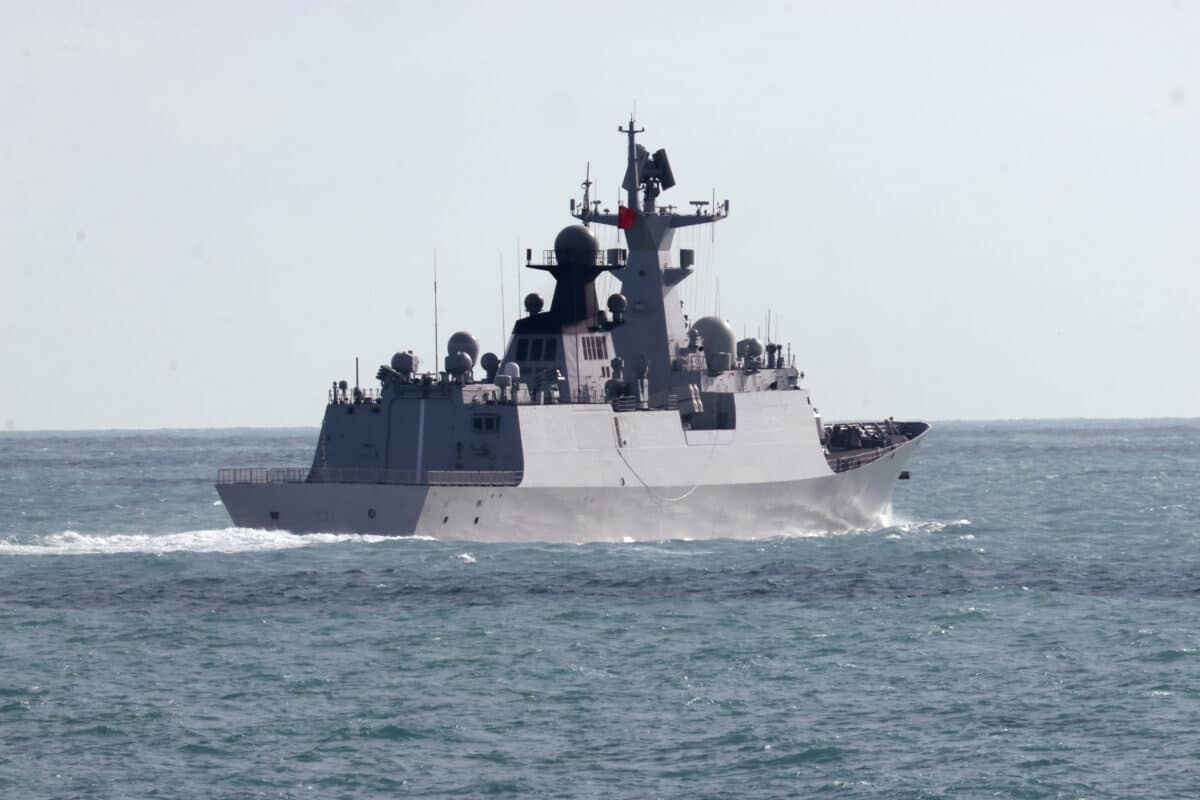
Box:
499, 249, 507, 346
433, 249, 439, 373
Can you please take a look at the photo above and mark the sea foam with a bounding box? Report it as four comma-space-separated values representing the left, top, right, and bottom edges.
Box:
0, 528, 397, 556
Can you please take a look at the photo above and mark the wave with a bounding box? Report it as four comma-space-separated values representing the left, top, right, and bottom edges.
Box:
0, 528, 402, 556
887, 518, 972, 534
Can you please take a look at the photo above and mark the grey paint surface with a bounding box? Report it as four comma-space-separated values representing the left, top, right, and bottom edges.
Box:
217, 432, 923, 542
216, 120, 928, 542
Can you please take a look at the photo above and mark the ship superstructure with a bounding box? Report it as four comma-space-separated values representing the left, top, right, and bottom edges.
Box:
216, 118, 928, 542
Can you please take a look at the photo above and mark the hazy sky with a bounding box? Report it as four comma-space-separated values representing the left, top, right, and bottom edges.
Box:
2, 2, 1197, 430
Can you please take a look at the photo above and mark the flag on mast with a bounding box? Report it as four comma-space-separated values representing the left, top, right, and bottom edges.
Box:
618, 206, 636, 230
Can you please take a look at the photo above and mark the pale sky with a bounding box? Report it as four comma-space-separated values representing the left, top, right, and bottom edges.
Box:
2, 1, 1197, 430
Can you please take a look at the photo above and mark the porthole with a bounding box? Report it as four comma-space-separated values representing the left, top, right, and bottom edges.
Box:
473, 516, 480, 525
367, 508, 376, 519
442, 516, 449, 524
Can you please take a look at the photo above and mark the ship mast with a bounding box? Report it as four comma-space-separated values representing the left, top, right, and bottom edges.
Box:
619, 115, 644, 212
567, 117, 730, 399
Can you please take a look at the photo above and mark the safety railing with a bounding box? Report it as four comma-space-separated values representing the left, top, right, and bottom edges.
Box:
216, 467, 310, 485
426, 470, 523, 486
829, 443, 902, 474
540, 249, 607, 266
307, 467, 421, 485
217, 466, 523, 487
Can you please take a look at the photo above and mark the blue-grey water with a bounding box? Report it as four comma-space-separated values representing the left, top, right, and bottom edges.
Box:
1, 421, 1197, 799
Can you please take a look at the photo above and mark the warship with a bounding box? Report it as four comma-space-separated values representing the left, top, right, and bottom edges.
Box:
216, 118, 929, 543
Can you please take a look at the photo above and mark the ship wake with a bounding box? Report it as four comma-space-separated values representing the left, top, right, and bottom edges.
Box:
0, 528, 406, 556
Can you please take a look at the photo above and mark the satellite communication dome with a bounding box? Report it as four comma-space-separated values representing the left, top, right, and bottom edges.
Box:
607, 293, 628, 315
501, 362, 521, 380
445, 351, 474, 377
446, 331, 480, 365
524, 293, 545, 314
737, 338, 764, 358
553, 224, 599, 268
480, 352, 500, 373
689, 316, 736, 355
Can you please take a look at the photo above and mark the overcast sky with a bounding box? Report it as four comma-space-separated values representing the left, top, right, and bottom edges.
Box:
2, 1, 1197, 430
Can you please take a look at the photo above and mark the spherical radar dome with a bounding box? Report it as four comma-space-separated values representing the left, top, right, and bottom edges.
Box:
553, 224, 599, 268
446, 351, 474, 376
446, 331, 480, 364
689, 316, 736, 355
524, 293, 545, 314
737, 337, 764, 358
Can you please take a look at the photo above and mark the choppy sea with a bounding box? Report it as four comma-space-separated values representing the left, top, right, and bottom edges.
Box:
1, 420, 1198, 799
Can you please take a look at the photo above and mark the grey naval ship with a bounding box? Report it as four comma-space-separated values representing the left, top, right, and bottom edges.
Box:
217, 118, 929, 543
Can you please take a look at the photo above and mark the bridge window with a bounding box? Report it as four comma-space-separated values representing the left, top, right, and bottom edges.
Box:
473, 414, 500, 434
514, 336, 559, 363
582, 335, 609, 361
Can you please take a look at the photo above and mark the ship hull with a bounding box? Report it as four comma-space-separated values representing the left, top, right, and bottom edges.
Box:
216, 435, 921, 543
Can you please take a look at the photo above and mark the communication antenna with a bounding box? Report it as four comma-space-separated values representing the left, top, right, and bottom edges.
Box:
499, 249, 507, 345
580, 162, 592, 228
711, 188, 716, 243
433, 249, 440, 372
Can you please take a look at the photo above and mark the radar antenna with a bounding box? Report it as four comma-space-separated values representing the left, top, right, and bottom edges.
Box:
580, 163, 592, 227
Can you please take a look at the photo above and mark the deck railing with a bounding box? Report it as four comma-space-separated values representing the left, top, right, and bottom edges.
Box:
426, 470, 523, 486
829, 443, 902, 474
540, 249, 607, 266
216, 467, 523, 487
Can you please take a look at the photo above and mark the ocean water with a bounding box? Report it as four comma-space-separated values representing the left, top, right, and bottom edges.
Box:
1, 421, 1198, 799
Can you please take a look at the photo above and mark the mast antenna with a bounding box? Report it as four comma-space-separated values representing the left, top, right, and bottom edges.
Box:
433, 249, 440, 373
711, 187, 716, 243
618, 113, 645, 212
499, 249, 507, 345
581, 162, 592, 227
